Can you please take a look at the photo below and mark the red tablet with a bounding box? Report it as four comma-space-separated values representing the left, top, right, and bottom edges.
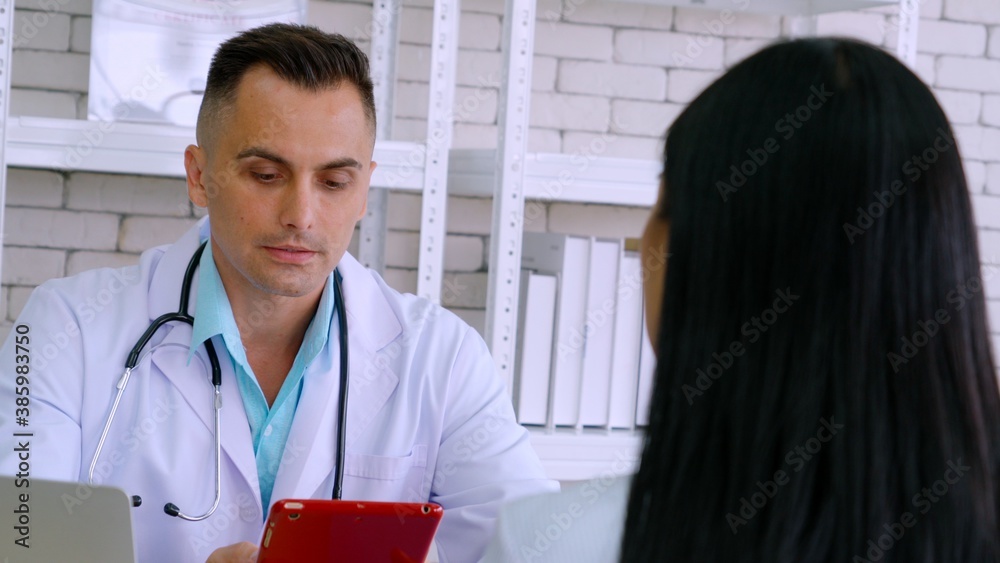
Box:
256, 499, 444, 563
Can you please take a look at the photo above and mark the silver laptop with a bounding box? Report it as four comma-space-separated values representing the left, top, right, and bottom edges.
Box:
1, 475, 135, 562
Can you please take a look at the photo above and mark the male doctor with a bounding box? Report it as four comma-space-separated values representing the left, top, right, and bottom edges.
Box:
0, 24, 556, 562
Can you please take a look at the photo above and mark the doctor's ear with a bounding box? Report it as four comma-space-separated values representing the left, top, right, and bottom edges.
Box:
185, 145, 210, 208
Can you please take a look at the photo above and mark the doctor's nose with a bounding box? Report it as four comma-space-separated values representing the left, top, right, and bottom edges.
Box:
278, 181, 316, 231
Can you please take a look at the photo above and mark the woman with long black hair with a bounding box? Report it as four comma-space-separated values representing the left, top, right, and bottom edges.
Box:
484, 37, 1000, 562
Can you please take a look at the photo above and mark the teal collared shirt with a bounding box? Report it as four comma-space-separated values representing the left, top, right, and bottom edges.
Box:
188, 241, 334, 515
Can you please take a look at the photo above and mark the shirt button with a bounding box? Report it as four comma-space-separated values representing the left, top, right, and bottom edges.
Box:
241, 508, 257, 522
264, 425, 273, 437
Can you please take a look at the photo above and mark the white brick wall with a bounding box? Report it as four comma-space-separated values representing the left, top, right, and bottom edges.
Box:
70, 15, 90, 53
915, 53, 936, 85
673, 8, 781, 39
13, 10, 71, 51
724, 37, 771, 66
6, 169, 63, 207
616, 29, 725, 69
66, 251, 140, 276
548, 204, 650, 239
66, 173, 191, 216
530, 92, 611, 132
562, 1, 673, 29
8, 287, 33, 321
814, 11, 887, 45
558, 61, 667, 100
982, 95, 1000, 126
535, 22, 614, 61
666, 68, 720, 103
119, 217, 198, 253
937, 56, 1000, 93
6, 207, 119, 249
12, 50, 88, 91
987, 163, 1000, 195
562, 131, 662, 161
918, 19, 988, 56
936, 89, 983, 124
3, 0, 1000, 350
954, 124, 1000, 161
2, 246, 64, 286
611, 100, 684, 137
10, 88, 77, 118
943, 0, 1000, 25
968, 160, 988, 192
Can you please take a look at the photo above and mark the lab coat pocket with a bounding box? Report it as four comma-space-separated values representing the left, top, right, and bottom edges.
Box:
342, 444, 430, 501
343, 444, 428, 480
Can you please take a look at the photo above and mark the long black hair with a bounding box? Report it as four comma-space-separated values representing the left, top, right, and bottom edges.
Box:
621, 38, 1000, 562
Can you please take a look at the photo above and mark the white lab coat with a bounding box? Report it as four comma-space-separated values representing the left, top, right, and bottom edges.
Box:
0, 218, 557, 562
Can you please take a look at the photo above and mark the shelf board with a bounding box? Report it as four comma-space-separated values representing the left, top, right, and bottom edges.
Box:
526, 426, 643, 482
5, 116, 425, 190
449, 149, 661, 207
607, 0, 898, 15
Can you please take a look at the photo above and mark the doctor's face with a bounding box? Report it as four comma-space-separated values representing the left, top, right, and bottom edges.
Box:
185, 65, 375, 303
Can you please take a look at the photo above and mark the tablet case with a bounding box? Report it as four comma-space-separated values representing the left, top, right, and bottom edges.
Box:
257, 499, 443, 562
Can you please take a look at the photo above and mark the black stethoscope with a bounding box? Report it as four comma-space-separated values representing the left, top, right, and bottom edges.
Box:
88, 241, 350, 520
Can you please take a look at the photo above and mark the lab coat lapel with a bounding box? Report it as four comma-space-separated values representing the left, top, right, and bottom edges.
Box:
146, 217, 260, 508
272, 253, 402, 501
148, 325, 259, 506
146, 217, 209, 320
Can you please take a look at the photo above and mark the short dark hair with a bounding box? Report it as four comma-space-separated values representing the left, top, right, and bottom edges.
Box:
197, 23, 376, 146
622, 37, 1000, 561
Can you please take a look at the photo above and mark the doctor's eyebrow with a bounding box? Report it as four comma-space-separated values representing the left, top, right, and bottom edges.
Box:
236, 147, 363, 171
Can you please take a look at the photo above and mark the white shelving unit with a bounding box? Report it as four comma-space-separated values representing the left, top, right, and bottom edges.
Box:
0, 1, 459, 304
466, 0, 919, 481
359, 0, 459, 303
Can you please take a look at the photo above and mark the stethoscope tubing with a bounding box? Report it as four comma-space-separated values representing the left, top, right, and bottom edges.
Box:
88, 240, 349, 521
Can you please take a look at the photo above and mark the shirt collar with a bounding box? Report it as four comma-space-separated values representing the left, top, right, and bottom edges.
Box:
188, 239, 335, 369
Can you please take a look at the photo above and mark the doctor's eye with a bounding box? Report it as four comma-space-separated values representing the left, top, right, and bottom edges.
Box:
250, 171, 281, 184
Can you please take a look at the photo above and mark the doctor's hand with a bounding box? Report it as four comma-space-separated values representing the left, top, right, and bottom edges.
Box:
206, 541, 259, 563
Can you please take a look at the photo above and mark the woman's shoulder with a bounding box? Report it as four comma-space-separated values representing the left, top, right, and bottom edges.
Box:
483, 474, 632, 562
